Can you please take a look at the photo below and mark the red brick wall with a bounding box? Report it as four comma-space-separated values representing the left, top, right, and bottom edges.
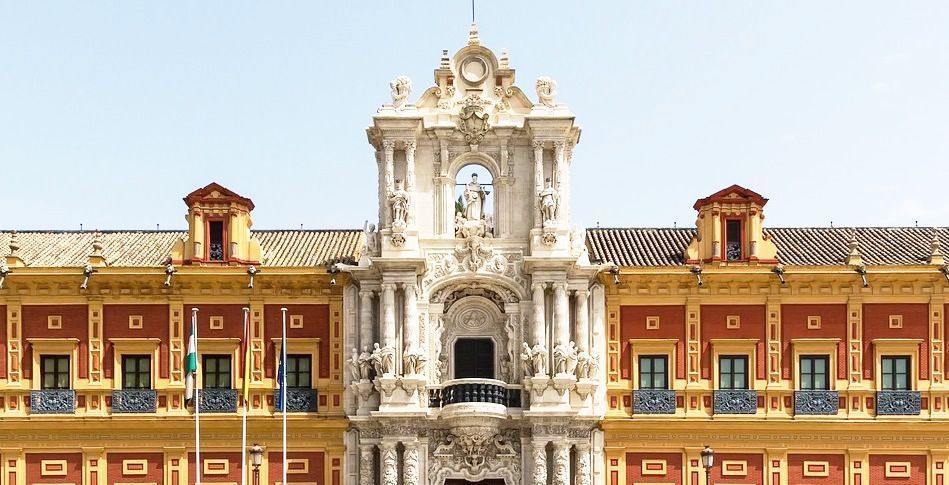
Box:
22, 305, 88, 379
107, 452, 163, 485
701, 305, 767, 380
103, 304, 169, 379
0, 305, 6, 379
781, 304, 848, 380
268, 451, 325, 484
863, 303, 929, 379
788, 453, 845, 485
708, 453, 764, 484
188, 452, 241, 484
624, 452, 682, 485
26, 452, 83, 484
188, 304, 246, 339
869, 454, 927, 485
264, 304, 331, 378
620, 305, 687, 380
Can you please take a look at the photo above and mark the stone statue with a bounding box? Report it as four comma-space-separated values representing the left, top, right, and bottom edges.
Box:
553, 341, 578, 375
520, 342, 534, 376
539, 177, 558, 225
536, 76, 557, 107
371, 343, 395, 376
575, 350, 592, 379
349, 348, 361, 381
587, 351, 600, 378
403, 346, 425, 376
358, 345, 373, 380
388, 180, 410, 227
565, 341, 579, 374
389, 76, 412, 109
462, 173, 487, 221
531, 343, 548, 376
363, 222, 379, 257
454, 213, 469, 239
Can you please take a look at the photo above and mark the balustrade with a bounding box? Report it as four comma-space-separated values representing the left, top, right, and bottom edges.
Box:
712, 389, 758, 414
633, 390, 676, 414
111, 389, 158, 413
30, 390, 76, 414
876, 390, 921, 416
794, 390, 839, 415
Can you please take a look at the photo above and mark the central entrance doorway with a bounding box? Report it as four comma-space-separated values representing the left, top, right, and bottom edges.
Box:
445, 480, 506, 485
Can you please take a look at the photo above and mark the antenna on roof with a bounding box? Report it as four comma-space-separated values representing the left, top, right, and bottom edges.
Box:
674, 221, 677, 228
915, 220, 918, 228
80, 223, 83, 231
830, 221, 834, 228
471, 0, 475, 22
157, 223, 160, 231
301, 224, 304, 230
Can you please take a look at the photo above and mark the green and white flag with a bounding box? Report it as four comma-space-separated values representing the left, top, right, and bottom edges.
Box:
185, 316, 198, 401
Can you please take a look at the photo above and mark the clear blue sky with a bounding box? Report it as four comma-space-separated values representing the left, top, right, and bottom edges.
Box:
2, 2, 947, 231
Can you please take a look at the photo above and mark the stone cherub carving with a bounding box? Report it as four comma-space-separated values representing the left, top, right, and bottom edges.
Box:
539, 177, 558, 225
388, 180, 410, 227
389, 76, 412, 109
536, 76, 557, 107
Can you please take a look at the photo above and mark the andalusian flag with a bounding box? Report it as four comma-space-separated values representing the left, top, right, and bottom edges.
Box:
185, 313, 198, 401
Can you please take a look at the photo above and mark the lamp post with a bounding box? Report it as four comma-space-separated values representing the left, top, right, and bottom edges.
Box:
700, 445, 715, 485
250, 443, 263, 485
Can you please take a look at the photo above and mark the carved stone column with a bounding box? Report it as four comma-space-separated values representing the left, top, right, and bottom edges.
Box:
553, 283, 569, 349
381, 284, 397, 349
380, 442, 398, 485
382, 140, 396, 227
575, 443, 592, 485
532, 283, 547, 348
574, 289, 589, 352
359, 290, 374, 351
532, 140, 544, 228
403, 441, 420, 485
403, 283, 419, 374
405, 141, 417, 225
358, 444, 375, 485
531, 440, 549, 485
552, 442, 570, 485
553, 140, 566, 224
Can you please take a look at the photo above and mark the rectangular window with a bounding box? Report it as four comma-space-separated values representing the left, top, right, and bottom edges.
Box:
881, 356, 911, 391
638, 355, 668, 390
718, 355, 748, 390
799, 355, 829, 390
725, 219, 742, 261
122, 354, 152, 389
286, 354, 312, 388
208, 220, 225, 261
202, 355, 232, 389
41, 355, 70, 390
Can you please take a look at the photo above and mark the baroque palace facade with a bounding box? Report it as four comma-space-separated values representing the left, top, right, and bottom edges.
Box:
2, 24, 949, 485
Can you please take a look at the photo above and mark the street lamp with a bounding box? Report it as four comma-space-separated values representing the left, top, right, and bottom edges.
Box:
250, 443, 263, 485
700, 445, 715, 485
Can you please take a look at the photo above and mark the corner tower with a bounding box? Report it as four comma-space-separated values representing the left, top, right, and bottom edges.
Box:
345, 25, 604, 485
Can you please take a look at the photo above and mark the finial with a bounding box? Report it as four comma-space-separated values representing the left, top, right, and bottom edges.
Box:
468, 22, 480, 46
8, 230, 19, 256
930, 228, 945, 266
440, 49, 450, 69
91, 229, 103, 256
846, 230, 863, 267
499, 49, 510, 69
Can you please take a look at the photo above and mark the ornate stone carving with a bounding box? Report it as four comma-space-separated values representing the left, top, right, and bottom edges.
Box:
530, 344, 548, 376
422, 239, 525, 293
390, 76, 412, 109
541, 229, 557, 247
552, 341, 578, 375
535, 77, 557, 107
349, 347, 362, 380
531, 444, 547, 485
438, 286, 509, 314
428, 429, 520, 485
575, 445, 592, 485
359, 445, 375, 485
539, 178, 558, 226
404, 443, 420, 485
389, 179, 410, 228
494, 86, 513, 113
437, 85, 456, 110
458, 95, 490, 147
381, 443, 399, 485
363, 223, 379, 257
358, 346, 374, 380
552, 443, 569, 485
371, 342, 396, 376
403, 347, 427, 376
520, 342, 535, 376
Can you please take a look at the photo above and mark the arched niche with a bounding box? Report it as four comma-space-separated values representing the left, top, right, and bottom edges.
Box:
436, 295, 520, 384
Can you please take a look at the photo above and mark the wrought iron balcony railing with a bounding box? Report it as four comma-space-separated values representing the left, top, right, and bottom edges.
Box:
794, 390, 839, 415
198, 389, 238, 413
274, 388, 318, 413
432, 379, 520, 408
111, 389, 158, 413
633, 389, 676, 414
876, 390, 921, 416
713, 389, 758, 414
30, 389, 76, 414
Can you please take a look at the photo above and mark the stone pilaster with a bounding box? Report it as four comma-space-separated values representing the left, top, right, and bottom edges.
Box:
531, 440, 548, 485
552, 442, 570, 485
403, 441, 420, 485
382, 140, 396, 227
359, 444, 375, 485
575, 443, 592, 485
405, 141, 416, 225
380, 442, 398, 485
533, 140, 544, 228
553, 141, 566, 224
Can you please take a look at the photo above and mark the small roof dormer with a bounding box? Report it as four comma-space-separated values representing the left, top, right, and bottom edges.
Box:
685, 184, 778, 265
172, 182, 262, 265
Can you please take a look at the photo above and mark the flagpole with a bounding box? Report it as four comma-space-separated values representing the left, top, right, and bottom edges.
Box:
192, 307, 201, 485
281, 307, 288, 485
241, 307, 250, 485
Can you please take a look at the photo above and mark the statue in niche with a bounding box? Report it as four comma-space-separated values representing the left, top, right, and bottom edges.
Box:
371, 343, 395, 376
455, 173, 491, 238
349, 348, 361, 381
553, 341, 578, 375
531, 343, 548, 376
575, 349, 592, 379
539, 177, 559, 225
536, 76, 557, 108
463, 173, 486, 221
520, 342, 535, 376
358, 345, 374, 380
389, 76, 412, 109
388, 179, 409, 227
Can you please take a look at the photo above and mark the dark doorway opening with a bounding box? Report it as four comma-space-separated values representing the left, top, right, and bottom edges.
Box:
453, 338, 494, 379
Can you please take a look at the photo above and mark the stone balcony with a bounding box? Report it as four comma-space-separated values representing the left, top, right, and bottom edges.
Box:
632, 389, 676, 414
876, 390, 921, 416
29, 389, 76, 414
111, 389, 158, 413
712, 389, 758, 414
274, 388, 318, 412
793, 390, 839, 415
431, 379, 521, 408
198, 389, 238, 413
